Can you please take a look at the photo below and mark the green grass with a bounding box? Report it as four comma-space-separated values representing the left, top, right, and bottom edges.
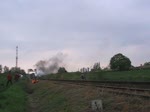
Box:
42, 69, 150, 81
0, 74, 28, 112
28, 81, 150, 112
28, 81, 89, 112
30, 83, 70, 112
87, 69, 150, 81
0, 69, 149, 112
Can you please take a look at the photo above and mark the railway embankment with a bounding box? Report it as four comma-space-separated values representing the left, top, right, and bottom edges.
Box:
27, 80, 150, 112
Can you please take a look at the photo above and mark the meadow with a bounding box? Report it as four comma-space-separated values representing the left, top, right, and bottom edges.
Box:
41, 69, 150, 82
0, 69, 150, 112
29, 69, 150, 112
0, 74, 27, 112
28, 80, 150, 112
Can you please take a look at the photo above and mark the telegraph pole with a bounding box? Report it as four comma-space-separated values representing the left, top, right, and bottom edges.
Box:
16, 46, 18, 68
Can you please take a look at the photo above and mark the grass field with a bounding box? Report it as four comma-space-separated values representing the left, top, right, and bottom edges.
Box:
41, 69, 150, 82
0, 69, 150, 112
27, 80, 150, 112
0, 74, 27, 112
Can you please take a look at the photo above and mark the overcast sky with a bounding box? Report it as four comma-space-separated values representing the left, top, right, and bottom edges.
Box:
0, 0, 150, 72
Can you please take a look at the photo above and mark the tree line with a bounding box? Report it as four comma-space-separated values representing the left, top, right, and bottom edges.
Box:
80, 53, 150, 72
0, 65, 25, 74
1, 53, 150, 75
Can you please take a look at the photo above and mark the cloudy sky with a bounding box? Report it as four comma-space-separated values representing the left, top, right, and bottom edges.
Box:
0, 0, 150, 72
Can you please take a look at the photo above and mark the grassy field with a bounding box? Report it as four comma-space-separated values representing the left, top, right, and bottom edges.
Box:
41, 69, 150, 82
0, 69, 150, 112
0, 74, 27, 112
27, 80, 150, 112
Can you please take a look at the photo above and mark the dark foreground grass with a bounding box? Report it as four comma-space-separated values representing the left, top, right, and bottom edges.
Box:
43, 69, 150, 81
0, 76, 28, 112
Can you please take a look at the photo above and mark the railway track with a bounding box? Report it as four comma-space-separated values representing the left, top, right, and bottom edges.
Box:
46, 79, 150, 98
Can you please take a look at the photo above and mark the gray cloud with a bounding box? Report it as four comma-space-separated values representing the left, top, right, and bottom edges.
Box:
0, 0, 150, 71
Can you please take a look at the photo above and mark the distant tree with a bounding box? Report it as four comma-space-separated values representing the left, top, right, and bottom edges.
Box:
20, 69, 26, 75
93, 62, 101, 70
110, 53, 131, 71
10, 67, 17, 72
103, 65, 111, 71
91, 62, 101, 71
0, 65, 2, 73
10, 67, 26, 75
3, 66, 9, 73
143, 62, 150, 66
80, 67, 89, 73
58, 67, 67, 73
141, 62, 150, 69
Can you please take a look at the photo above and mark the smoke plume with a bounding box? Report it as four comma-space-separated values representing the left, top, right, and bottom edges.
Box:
35, 52, 66, 75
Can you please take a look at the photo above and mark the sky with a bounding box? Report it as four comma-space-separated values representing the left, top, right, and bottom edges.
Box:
0, 0, 150, 72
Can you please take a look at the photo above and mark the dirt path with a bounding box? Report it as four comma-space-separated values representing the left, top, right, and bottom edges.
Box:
28, 95, 37, 112
26, 82, 38, 112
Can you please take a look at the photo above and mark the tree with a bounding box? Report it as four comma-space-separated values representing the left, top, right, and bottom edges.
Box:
142, 62, 150, 69
93, 62, 101, 70
103, 65, 111, 71
10, 67, 26, 75
143, 62, 150, 67
110, 53, 131, 71
80, 67, 89, 73
10, 67, 17, 72
91, 62, 101, 72
58, 67, 67, 73
0, 65, 2, 73
20, 69, 26, 75
3, 66, 9, 73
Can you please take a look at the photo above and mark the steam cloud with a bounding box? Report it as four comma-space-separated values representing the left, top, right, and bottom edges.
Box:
35, 52, 66, 75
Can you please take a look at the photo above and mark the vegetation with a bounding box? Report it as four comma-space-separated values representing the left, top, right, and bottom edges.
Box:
1, 70, 148, 112
0, 51, 149, 112
110, 53, 131, 71
0, 74, 28, 112
0, 68, 149, 112
28, 80, 150, 112
58, 67, 67, 73
91, 62, 101, 72
0, 64, 26, 75
144, 62, 150, 66
40, 69, 150, 82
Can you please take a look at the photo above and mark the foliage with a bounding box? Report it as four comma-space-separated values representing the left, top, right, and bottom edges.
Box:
58, 67, 67, 73
142, 62, 150, 69
28, 80, 87, 112
0, 77, 27, 112
143, 62, 150, 66
0, 65, 2, 73
10, 67, 26, 75
110, 53, 131, 71
43, 69, 150, 82
3, 66, 9, 73
28, 77, 150, 112
91, 62, 101, 72
80, 67, 89, 73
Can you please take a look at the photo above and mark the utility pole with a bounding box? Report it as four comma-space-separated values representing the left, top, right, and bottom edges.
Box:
16, 46, 18, 68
